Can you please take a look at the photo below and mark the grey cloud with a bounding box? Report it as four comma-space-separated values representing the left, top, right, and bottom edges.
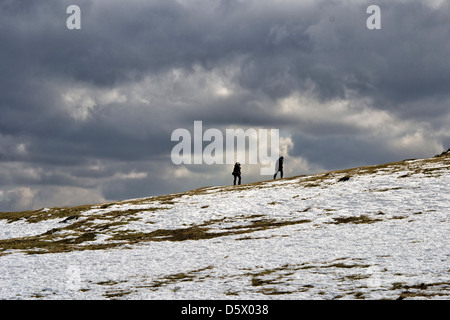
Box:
291, 134, 397, 170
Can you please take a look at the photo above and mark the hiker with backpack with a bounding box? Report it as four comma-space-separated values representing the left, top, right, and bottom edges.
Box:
232, 162, 241, 185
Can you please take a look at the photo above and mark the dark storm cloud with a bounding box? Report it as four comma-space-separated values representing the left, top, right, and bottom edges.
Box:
291, 133, 394, 170
1, 0, 449, 211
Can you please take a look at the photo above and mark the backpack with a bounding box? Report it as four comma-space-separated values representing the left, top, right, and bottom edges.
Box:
232, 163, 241, 175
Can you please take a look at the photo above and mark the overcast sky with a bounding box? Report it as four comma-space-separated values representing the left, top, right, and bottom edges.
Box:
1, 0, 449, 211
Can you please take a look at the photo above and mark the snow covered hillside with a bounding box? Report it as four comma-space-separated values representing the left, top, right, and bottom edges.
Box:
0, 155, 449, 300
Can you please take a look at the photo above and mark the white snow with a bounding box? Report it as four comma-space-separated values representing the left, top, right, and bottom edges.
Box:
0, 156, 449, 299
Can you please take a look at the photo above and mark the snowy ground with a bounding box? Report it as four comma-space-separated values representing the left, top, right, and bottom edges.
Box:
0, 156, 449, 299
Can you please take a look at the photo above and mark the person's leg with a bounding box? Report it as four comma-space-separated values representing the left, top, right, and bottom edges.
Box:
238, 174, 241, 185
280, 169, 283, 179
233, 175, 237, 185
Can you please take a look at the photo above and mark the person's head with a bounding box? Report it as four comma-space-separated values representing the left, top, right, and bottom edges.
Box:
236, 162, 240, 166
280, 157, 284, 160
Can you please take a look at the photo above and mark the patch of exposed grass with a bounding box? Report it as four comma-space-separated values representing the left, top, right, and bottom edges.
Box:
329, 215, 383, 225
353, 292, 366, 299
343, 274, 371, 281
322, 262, 371, 269
391, 215, 407, 220
112, 217, 312, 243
140, 266, 214, 291
103, 290, 132, 299
245, 264, 297, 295
257, 288, 294, 295
97, 280, 122, 286
368, 187, 403, 192
0, 231, 102, 255
0, 204, 94, 224
390, 281, 450, 300
113, 226, 218, 242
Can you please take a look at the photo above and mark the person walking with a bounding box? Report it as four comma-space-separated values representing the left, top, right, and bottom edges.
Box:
232, 162, 241, 185
273, 156, 284, 179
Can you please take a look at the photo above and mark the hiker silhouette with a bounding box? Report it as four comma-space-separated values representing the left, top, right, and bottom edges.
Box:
232, 162, 241, 185
274, 156, 284, 179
